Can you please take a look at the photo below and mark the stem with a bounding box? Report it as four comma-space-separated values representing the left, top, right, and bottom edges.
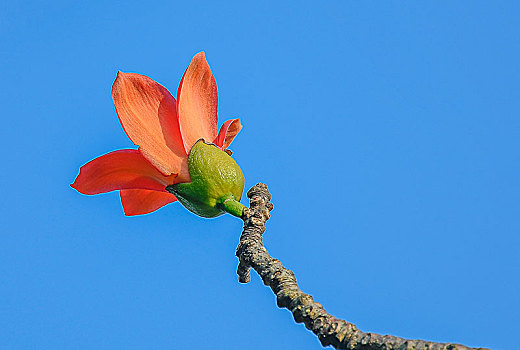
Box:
235, 183, 487, 350
221, 197, 246, 218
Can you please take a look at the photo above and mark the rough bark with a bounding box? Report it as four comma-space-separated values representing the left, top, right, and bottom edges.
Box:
235, 183, 488, 350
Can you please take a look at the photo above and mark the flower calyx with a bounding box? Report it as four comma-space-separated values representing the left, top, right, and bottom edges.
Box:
166, 139, 245, 218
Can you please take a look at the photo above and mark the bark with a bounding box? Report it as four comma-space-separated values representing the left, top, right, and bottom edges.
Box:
235, 183, 488, 350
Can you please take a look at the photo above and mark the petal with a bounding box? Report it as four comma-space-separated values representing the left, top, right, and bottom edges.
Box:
112, 72, 188, 177
120, 189, 177, 216
214, 118, 242, 149
177, 52, 218, 152
71, 149, 177, 195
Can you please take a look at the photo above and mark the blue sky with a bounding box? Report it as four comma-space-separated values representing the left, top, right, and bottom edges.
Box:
1, 1, 518, 349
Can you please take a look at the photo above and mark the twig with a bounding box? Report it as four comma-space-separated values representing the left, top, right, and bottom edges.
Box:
235, 183, 488, 350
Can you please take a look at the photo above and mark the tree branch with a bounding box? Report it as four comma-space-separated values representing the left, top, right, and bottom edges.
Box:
235, 183, 488, 350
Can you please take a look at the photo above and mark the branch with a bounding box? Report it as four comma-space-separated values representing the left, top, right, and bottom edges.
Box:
235, 183, 488, 350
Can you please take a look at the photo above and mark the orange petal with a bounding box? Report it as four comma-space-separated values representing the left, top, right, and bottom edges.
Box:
214, 118, 242, 149
71, 149, 177, 195
120, 189, 177, 216
112, 72, 188, 176
177, 52, 218, 152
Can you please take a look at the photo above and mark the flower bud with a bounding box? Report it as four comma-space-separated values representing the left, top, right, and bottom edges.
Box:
166, 139, 245, 218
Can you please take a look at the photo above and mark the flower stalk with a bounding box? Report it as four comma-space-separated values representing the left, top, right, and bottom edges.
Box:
220, 197, 246, 217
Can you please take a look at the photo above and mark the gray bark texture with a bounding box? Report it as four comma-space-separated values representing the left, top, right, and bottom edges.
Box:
235, 183, 488, 350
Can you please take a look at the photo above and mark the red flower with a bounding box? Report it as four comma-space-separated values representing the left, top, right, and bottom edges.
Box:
71, 52, 242, 215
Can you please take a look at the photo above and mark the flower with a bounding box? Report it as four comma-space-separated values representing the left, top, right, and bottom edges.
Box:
71, 52, 243, 216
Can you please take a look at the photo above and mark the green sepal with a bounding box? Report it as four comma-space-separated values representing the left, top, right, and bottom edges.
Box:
166, 139, 245, 218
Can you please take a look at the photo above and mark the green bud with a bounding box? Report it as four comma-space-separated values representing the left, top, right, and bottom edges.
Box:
166, 139, 245, 218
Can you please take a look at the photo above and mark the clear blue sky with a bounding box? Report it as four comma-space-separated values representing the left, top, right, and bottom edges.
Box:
1, 1, 518, 349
